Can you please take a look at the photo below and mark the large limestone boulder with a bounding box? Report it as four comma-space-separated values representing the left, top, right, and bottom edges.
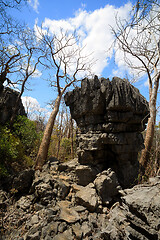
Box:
65, 76, 149, 187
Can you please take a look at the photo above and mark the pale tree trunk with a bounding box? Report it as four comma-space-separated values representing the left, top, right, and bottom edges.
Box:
56, 111, 63, 159
35, 94, 62, 170
70, 117, 74, 158
140, 116, 155, 173
140, 76, 159, 174
154, 132, 158, 175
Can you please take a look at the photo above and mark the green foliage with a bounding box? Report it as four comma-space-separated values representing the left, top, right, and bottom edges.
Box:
0, 116, 42, 177
49, 134, 77, 162
0, 126, 22, 161
61, 138, 72, 155
0, 163, 8, 177
13, 115, 41, 155
0, 126, 22, 176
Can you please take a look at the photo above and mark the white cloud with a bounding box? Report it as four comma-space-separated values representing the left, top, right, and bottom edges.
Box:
22, 96, 39, 108
112, 68, 126, 79
36, 3, 132, 76
29, 67, 42, 78
144, 79, 149, 87
28, 0, 39, 13
22, 96, 51, 121
7, 44, 19, 55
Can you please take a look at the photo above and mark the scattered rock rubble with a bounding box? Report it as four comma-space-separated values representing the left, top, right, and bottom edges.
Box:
0, 158, 160, 240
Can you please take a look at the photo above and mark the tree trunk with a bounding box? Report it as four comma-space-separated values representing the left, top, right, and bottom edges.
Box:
56, 111, 63, 159
139, 116, 155, 174
70, 117, 74, 158
139, 82, 158, 174
139, 72, 159, 176
35, 95, 62, 170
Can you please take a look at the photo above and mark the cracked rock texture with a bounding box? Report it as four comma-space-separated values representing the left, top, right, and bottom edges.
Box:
0, 86, 26, 124
0, 159, 160, 240
65, 76, 149, 187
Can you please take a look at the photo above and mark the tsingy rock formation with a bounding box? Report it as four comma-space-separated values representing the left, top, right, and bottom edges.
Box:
0, 86, 26, 124
65, 76, 149, 187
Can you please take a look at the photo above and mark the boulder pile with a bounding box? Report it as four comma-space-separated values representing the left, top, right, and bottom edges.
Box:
65, 76, 149, 187
0, 158, 160, 240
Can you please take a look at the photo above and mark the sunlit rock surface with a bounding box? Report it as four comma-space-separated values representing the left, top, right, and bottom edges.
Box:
65, 76, 149, 187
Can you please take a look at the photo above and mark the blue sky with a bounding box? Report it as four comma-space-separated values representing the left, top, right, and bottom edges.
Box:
9, 0, 158, 119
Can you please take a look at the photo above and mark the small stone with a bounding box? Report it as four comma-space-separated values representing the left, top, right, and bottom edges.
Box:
72, 223, 83, 240
53, 229, 74, 240
72, 205, 86, 212
25, 231, 40, 240
34, 203, 44, 211
81, 222, 92, 237
59, 206, 80, 223
71, 184, 84, 192
16, 195, 34, 210
76, 185, 98, 212
103, 207, 109, 214
58, 175, 71, 182
30, 215, 39, 225
41, 222, 59, 239
58, 222, 67, 233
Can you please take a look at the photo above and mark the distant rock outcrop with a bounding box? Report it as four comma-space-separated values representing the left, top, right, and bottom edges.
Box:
65, 76, 149, 187
0, 86, 26, 124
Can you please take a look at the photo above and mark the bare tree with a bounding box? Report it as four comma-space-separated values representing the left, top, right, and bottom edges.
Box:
10, 30, 46, 125
0, 28, 45, 125
0, 0, 27, 36
112, 0, 160, 174
35, 29, 93, 170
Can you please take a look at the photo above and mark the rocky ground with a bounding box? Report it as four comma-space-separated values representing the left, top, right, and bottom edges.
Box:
0, 158, 160, 240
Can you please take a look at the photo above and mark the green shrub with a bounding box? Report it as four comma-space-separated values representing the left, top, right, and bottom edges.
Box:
13, 115, 40, 155
0, 127, 22, 161
0, 116, 42, 177
61, 138, 71, 155
0, 126, 23, 176
0, 163, 8, 177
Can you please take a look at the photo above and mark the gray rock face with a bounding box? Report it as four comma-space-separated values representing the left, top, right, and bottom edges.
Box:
1, 159, 160, 240
103, 177, 160, 240
65, 76, 149, 187
0, 87, 26, 124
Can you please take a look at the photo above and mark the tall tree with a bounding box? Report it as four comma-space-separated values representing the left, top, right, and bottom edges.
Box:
35, 29, 93, 170
112, 0, 160, 174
